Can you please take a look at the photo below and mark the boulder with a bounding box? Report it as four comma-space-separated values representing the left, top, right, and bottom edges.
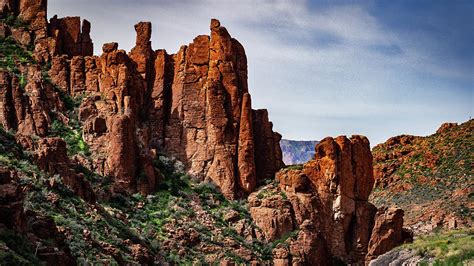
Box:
366, 207, 413, 262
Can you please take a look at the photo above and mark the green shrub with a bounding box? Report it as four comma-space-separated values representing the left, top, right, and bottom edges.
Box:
49, 119, 90, 156
402, 229, 474, 264
0, 37, 33, 73
1, 13, 29, 29
0, 228, 41, 264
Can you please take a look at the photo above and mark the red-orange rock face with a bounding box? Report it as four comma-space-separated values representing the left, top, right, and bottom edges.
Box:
238, 93, 257, 193
250, 136, 410, 265
21, 16, 283, 198
366, 207, 413, 262
18, 0, 48, 40
49, 16, 94, 57
33, 137, 95, 203
72, 18, 282, 199
0, 66, 64, 137
304, 135, 376, 260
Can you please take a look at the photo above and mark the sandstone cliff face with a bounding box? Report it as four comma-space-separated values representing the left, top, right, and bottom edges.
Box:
1, 0, 283, 199
250, 136, 412, 265
0, 66, 64, 137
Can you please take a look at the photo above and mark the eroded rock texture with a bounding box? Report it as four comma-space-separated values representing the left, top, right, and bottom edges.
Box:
1, 0, 283, 199
69, 19, 283, 198
250, 136, 411, 265
0, 66, 64, 137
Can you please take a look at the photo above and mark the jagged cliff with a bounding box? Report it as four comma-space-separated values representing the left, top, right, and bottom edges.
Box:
0, 0, 284, 200
0, 1, 411, 265
253, 136, 412, 265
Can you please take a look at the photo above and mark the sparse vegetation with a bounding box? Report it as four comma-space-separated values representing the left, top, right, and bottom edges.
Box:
400, 229, 474, 265
0, 36, 33, 74
285, 164, 304, 170
49, 119, 90, 156
0, 13, 29, 29
370, 120, 474, 229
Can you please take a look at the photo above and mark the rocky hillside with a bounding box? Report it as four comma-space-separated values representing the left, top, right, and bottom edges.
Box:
371, 120, 473, 235
280, 139, 319, 165
1, 0, 412, 265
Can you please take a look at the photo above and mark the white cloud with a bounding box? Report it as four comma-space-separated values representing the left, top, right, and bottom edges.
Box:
48, 0, 473, 145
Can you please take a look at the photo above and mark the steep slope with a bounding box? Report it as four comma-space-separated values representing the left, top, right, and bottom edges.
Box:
280, 139, 319, 165
370, 120, 473, 234
0, 126, 412, 264
0, 129, 277, 264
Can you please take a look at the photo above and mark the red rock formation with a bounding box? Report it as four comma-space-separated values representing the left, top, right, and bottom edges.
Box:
0, 0, 15, 15
248, 190, 294, 242
250, 136, 409, 265
18, 0, 48, 40
0, 167, 76, 264
11, 27, 31, 46
70, 56, 86, 95
33, 137, 95, 202
253, 109, 285, 183
49, 55, 70, 92
106, 115, 137, 194
238, 93, 257, 193
366, 207, 413, 262
3, 2, 283, 200
77, 18, 282, 198
49, 16, 93, 57
0, 66, 64, 137
129, 21, 154, 86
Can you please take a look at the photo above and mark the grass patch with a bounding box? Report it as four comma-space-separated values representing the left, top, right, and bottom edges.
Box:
285, 164, 303, 170
401, 229, 474, 264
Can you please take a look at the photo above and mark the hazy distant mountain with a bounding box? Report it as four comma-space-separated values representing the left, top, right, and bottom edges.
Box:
280, 139, 319, 165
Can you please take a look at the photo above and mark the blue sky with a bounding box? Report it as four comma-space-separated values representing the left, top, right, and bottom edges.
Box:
49, 0, 473, 145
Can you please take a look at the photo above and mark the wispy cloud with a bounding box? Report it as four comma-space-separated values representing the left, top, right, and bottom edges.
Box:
48, 0, 473, 145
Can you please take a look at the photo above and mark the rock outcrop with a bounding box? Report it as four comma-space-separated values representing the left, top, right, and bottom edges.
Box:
45, 18, 283, 198
0, 66, 64, 137
250, 136, 411, 265
49, 16, 93, 58
1, 0, 283, 199
366, 207, 413, 263
33, 137, 95, 202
